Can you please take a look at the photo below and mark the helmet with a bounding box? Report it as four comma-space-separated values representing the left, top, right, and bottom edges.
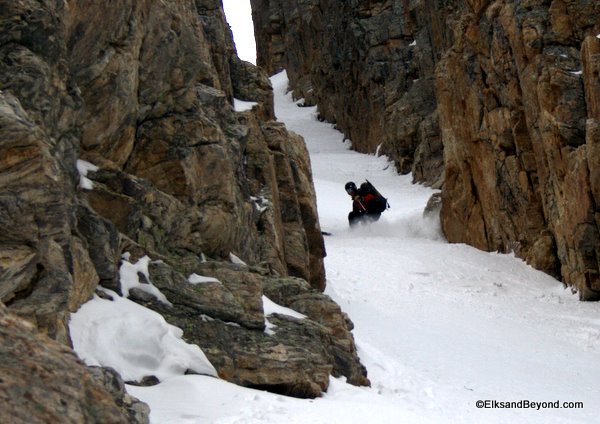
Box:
345, 181, 357, 194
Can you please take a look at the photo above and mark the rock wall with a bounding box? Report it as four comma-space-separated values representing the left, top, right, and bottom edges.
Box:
436, 0, 600, 301
251, 0, 453, 187
0, 0, 368, 413
251, 0, 600, 300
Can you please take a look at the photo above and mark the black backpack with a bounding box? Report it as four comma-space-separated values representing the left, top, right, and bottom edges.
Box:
361, 180, 390, 213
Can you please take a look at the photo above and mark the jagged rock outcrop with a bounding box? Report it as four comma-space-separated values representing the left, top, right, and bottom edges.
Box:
0, 0, 368, 412
128, 263, 368, 398
252, 0, 600, 300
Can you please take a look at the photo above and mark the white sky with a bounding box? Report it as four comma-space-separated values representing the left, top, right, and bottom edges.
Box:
222, 0, 256, 64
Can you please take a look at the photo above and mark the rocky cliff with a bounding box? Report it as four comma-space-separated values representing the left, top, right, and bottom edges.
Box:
0, 0, 369, 418
251, 0, 600, 300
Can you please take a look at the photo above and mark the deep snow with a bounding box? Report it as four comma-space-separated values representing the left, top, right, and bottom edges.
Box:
70, 72, 600, 423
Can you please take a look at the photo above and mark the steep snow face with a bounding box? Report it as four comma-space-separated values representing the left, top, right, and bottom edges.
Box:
75, 72, 600, 424
271, 71, 600, 423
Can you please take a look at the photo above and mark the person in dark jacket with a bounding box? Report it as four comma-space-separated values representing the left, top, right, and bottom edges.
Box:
345, 181, 383, 226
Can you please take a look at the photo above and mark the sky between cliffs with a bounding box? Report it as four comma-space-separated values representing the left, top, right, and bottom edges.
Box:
222, 0, 256, 64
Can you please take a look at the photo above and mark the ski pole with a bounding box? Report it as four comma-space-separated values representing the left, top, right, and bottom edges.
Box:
355, 197, 367, 212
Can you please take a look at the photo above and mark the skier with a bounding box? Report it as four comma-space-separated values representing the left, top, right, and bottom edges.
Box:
345, 181, 388, 226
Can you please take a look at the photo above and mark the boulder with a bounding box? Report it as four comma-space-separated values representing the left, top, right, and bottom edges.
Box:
122, 260, 368, 398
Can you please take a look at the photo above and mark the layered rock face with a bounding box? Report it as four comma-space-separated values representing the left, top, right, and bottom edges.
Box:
252, 0, 600, 300
0, 0, 368, 412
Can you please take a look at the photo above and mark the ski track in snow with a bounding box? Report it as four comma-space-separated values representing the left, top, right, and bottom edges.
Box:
78, 71, 600, 424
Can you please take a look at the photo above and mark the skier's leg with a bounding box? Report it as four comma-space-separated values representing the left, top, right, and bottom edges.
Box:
366, 213, 381, 223
348, 211, 361, 227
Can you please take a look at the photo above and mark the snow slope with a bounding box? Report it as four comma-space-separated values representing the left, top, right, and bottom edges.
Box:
71, 71, 600, 424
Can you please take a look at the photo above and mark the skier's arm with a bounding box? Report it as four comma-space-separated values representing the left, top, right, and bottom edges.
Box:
354, 196, 367, 212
